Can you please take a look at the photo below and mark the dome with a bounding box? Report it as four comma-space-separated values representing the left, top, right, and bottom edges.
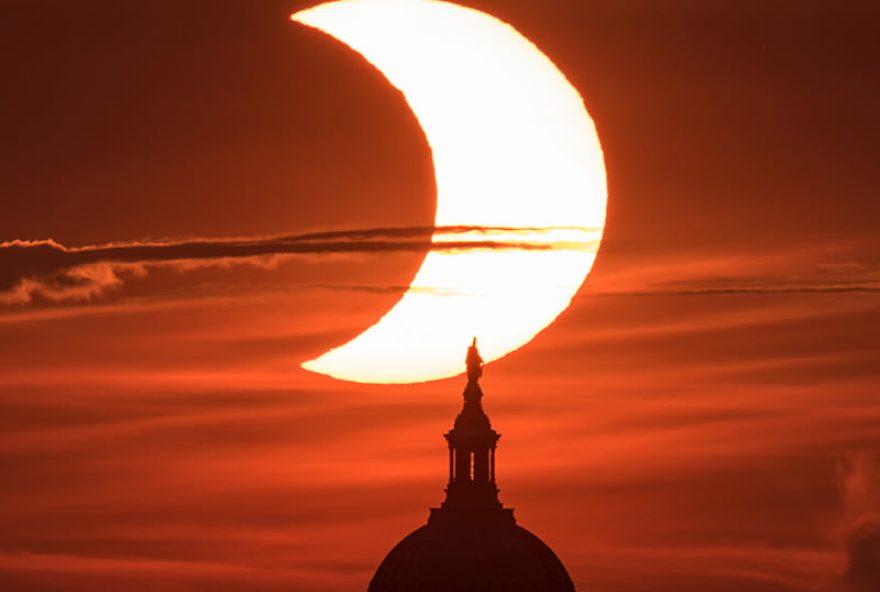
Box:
367, 340, 577, 592
368, 520, 575, 592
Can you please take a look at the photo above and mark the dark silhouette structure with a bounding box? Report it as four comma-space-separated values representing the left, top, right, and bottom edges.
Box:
368, 340, 576, 592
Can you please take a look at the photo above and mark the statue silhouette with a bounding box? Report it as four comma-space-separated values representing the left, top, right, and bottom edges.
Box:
466, 337, 484, 383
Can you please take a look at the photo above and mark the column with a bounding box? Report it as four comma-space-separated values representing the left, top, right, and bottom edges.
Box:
456, 445, 471, 482
473, 447, 489, 482
490, 447, 496, 483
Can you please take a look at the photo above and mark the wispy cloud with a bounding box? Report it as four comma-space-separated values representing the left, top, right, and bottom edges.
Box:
837, 451, 880, 591
594, 285, 880, 297
585, 246, 880, 298
0, 226, 598, 305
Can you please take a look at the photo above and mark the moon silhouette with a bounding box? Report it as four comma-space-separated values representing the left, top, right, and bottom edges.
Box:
292, 0, 607, 384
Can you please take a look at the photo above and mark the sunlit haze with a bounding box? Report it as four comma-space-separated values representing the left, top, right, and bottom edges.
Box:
2, 1, 877, 590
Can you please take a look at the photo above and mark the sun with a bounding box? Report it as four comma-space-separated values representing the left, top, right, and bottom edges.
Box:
291, 0, 606, 383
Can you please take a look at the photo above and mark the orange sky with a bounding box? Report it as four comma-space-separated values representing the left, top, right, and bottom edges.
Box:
1, 1, 879, 591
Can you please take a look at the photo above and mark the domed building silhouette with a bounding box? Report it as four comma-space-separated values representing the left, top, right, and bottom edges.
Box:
368, 340, 576, 592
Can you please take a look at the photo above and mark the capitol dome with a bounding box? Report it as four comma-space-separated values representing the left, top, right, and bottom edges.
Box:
368, 340, 576, 592
369, 522, 574, 592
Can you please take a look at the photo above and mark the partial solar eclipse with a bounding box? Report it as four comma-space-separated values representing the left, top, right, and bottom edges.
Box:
291, 0, 607, 384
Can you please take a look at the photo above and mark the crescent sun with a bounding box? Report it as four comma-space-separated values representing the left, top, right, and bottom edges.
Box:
291, 0, 607, 384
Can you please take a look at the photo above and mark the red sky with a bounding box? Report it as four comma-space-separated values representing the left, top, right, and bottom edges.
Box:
1, 1, 879, 590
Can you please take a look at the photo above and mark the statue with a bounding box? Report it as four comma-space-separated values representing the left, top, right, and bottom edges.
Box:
466, 337, 483, 383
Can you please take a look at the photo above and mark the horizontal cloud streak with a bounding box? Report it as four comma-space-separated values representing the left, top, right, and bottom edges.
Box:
584, 246, 880, 298
0, 225, 599, 305
595, 285, 880, 297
